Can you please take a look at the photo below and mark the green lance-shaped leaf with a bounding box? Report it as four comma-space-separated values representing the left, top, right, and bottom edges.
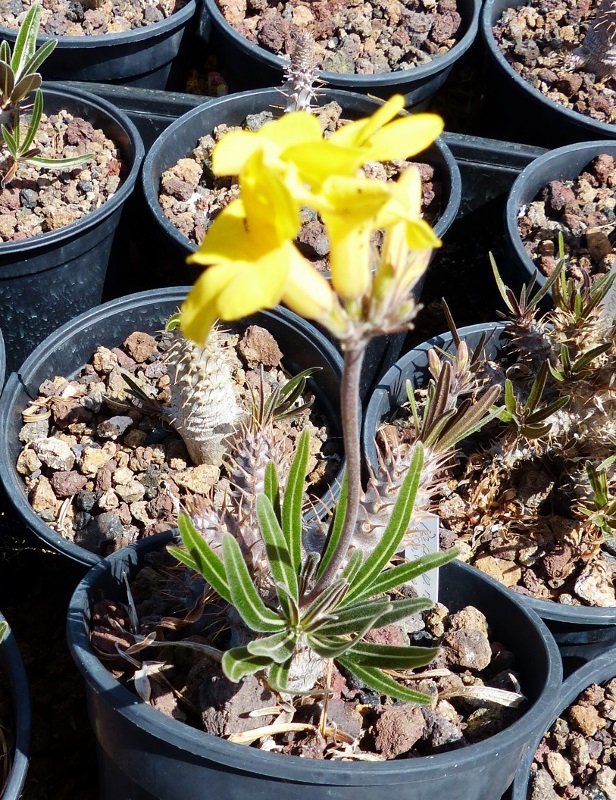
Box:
282, 428, 310, 573
10, 71, 41, 104
1, 123, 18, 157
572, 343, 611, 373
264, 461, 281, 520
337, 655, 433, 704
344, 444, 424, 604
301, 577, 349, 632
347, 641, 440, 670
223, 534, 286, 633
222, 646, 272, 683
0, 620, 8, 644
362, 548, 458, 601
340, 548, 363, 585
257, 494, 298, 601
504, 378, 516, 415
266, 659, 291, 693
526, 362, 548, 412
19, 36, 56, 81
308, 605, 387, 659
317, 598, 393, 636
0, 61, 14, 100
19, 86, 42, 156
316, 470, 348, 580
11, 3, 42, 81
169, 513, 232, 604
524, 395, 570, 426
27, 153, 92, 170
246, 630, 297, 664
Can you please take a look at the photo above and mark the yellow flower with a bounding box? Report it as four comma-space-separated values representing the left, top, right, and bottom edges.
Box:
211, 96, 443, 197
183, 151, 337, 344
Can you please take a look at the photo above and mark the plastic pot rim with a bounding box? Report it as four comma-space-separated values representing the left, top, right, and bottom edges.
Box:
0, 615, 31, 800
203, 0, 481, 88
0, 83, 144, 258
480, 0, 616, 140
363, 320, 616, 628
67, 541, 561, 785
0, 287, 343, 568
505, 140, 616, 292
512, 644, 616, 799
142, 86, 461, 256
0, 1, 196, 49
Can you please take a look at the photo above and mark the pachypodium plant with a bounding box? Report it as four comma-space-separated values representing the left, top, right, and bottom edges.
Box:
569, 0, 616, 79
167, 96, 474, 701
0, 3, 91, 185
427, 257, 616, 605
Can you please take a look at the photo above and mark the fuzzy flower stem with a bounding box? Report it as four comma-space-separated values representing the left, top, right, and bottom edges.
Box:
301, 344, 366, 605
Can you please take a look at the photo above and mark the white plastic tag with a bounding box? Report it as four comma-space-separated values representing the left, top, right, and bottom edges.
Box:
403, 512, 440, 603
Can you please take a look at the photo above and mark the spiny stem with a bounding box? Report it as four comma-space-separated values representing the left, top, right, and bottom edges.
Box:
301, 344, 366, 605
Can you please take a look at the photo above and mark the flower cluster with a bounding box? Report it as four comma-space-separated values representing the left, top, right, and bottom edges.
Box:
181, 95, 443, 347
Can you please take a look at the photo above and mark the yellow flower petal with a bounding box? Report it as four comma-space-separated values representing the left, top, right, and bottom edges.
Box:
187, 200, 257, 265
212, 112, 322, 176
282, 247, 337, 320
241, 151, 300, 248
181, 262, 245, 343
263, 111, 322, 149
282, 140, 367, 188
181, 249, 289, 344
325, 214, 373, 302
366, 114, 444, 162
211, 130, 277, 176
329, 95, 405, 148
405, 218, 441, 249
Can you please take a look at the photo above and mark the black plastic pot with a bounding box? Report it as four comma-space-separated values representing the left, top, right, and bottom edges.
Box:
200, 0, 480, 107
0, 287, 343, 569
143, 87, 461, 260
363, 322, 616, 659
142, 86, 461, 398
0, 328, 5, 393
481, 0, 616, 147
0, 84, 144, 376
0, 614, 30, 800
505, 140, 616, 295
67, 532, 561, 800
511, 644, 616, 800
0, 1, 197, 89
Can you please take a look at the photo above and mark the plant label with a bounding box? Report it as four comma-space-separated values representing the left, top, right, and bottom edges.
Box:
404, 512, 440, 602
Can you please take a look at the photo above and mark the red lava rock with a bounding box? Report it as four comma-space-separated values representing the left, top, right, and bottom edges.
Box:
238, 325, 283, 368
553, 73, 583, 98
50, 470, 88, 498
123, 331, 158, 363
568, 704, 605, 737
199, 669, 277, 737
364, 623, 408, 647
430, 10, 461, 42
51, 398, 94, 428
542, 543, 574, 582
374, 705, 426, 758
442, 628, 492, 670
65, 118, 96, 146
544, 180, 577, 211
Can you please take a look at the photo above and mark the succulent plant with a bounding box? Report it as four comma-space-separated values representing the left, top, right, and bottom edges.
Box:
170, 432, 454, 698
428, 258, 616, 605
0, 3, 91, 185
569, 0, 616, 79
281, 30, 320, 113
162, 318, 242, 467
